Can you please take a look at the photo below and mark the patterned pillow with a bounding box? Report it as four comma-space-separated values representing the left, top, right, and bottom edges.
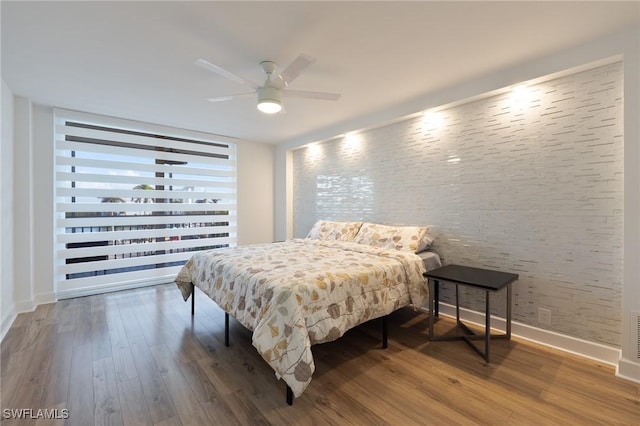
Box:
354, 223, 432, 253
306, 220, 363, 242
416, 231, 434, 253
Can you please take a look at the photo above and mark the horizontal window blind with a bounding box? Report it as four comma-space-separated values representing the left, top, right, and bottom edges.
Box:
54, 111, 237, 297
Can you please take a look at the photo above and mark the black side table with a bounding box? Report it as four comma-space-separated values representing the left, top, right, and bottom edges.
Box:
423, 265, 518, 362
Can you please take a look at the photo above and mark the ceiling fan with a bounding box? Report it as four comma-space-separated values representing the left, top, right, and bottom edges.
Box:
195, 54, 341, 114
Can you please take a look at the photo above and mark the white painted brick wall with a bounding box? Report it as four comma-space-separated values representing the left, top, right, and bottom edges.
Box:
292, 62, 623, 347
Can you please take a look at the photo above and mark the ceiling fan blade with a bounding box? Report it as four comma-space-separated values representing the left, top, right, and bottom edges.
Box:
195, 59, 259, 90
282, 89, 341, 101
278, 54, 315, 86
206, 92, 254, 103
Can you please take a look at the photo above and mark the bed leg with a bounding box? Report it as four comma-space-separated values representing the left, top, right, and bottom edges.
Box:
382, 315, 388, 349
286, 384, 293, 406
224, 312, 230, 347
191, 284, 195, 316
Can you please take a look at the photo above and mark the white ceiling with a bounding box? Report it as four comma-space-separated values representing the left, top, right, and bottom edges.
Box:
2, 1, 639, 144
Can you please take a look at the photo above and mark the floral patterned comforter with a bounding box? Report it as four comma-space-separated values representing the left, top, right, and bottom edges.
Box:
175, 238, 429, 398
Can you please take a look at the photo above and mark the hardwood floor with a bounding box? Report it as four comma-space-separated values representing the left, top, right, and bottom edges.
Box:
1, 283, 639, 425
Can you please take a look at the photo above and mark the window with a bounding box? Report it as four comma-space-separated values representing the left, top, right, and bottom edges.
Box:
54, 110, 237, 297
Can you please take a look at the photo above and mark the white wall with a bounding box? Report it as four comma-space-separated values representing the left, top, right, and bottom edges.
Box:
276, 25, 640, 382
1, 79, 15, 340
12, 97, 38, 313
619, 31, 640, 384
293, 61, 624, 346
237, 140, 275, 245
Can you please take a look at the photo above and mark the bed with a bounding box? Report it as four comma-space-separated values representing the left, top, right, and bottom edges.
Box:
175, 221, 441, 403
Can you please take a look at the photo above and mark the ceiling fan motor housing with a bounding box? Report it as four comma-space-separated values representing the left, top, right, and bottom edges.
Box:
258, 85, 280, 102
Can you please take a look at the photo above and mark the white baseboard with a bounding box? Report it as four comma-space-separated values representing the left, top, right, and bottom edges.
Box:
14, 298, 36, 314
617, 357, 640, 384
0, 305, 17, 343
436, 303, 621, 366
1, 292, 56, 343
34, 291, 56, 306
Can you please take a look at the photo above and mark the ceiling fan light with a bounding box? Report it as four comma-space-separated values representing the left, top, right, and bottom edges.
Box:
257, 86, 282, 114
257, 100, 281, 114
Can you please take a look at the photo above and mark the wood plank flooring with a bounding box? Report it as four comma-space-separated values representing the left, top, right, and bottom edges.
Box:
1, 283, 639, 425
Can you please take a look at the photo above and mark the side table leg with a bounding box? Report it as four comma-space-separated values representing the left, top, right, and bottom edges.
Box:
434, 281, 439, 317
455, 284, 460, 324
428, 279, 436, 340
506, 283, 512, 339
485, 290, 491, 363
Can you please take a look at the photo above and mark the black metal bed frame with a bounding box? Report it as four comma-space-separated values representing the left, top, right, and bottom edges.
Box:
190, 283, 389, 405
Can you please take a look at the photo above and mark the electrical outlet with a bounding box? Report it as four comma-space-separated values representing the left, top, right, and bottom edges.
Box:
538, 307, 552, 325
